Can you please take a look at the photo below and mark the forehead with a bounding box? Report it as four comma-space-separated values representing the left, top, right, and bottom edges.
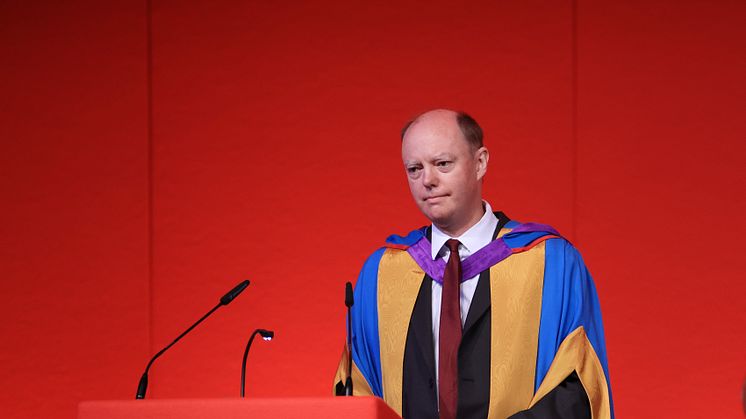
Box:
401, 113, 469, 160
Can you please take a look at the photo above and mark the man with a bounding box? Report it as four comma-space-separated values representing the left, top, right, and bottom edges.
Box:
334, 109, 613, 419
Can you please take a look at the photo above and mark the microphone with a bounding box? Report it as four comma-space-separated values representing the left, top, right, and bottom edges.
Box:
344, 281, 354, 396
240, 328, 274, 397
221, 280, 250, 305
135, 279, 251, 399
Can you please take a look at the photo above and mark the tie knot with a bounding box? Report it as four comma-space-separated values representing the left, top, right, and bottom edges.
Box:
445, 239, 461, 254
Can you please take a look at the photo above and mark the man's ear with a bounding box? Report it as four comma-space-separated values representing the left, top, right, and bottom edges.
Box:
475, 147, 489, 180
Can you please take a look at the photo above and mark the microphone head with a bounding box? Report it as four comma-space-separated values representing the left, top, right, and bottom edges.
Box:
220, 280, 250, 305
345, 282, 354, 308
257, 329, 274, 341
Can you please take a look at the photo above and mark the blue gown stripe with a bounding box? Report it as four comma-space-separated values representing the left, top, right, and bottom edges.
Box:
350, 247, 385, 397
536, 238, 614, 416
385, 228, 425, 246
503, 230, 549, 248
505, 220, 521, 229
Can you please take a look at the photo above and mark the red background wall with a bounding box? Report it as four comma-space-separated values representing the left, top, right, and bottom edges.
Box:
1, 1, 744, 418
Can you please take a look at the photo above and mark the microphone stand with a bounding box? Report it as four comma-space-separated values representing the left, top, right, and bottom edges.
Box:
240, 328, 274, 397
344, 281, 354, 396
135, 279, 250, 399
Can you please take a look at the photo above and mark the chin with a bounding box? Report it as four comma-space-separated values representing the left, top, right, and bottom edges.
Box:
421, 208, 453, 227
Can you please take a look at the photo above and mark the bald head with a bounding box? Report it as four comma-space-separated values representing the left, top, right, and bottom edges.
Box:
400, 109, 483, 151
400, 108, 490, 237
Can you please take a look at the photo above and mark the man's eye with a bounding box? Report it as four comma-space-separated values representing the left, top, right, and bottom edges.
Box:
436, 161, 452, 167
407, 166, 421, 173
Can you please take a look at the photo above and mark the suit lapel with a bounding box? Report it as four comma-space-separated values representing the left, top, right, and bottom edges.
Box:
463, 212, 509, 335
463, 269, 490, 335
411, 274, 436, 376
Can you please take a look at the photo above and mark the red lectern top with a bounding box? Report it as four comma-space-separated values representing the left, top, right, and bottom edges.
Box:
79, 397, 401, 419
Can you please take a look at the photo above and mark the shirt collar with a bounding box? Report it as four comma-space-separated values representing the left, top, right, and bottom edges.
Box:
430, 201, 499, 260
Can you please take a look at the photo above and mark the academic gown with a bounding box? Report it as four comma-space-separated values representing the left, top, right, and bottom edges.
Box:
334, 213, 614, 419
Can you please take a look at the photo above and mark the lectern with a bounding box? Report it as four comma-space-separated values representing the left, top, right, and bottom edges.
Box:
79, 397, 401, 419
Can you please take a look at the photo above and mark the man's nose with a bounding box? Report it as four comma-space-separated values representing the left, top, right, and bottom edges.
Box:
422, 166, 438, 188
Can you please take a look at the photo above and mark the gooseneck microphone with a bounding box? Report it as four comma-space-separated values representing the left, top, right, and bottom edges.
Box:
240, 328, 274, 397
135, 279, 250, 399
344, 281, 354, 396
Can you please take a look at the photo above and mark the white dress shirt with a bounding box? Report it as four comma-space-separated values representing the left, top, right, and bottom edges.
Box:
430, 201, 498, 389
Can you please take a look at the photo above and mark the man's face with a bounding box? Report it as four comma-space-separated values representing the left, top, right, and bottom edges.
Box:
401, 112, 487, 233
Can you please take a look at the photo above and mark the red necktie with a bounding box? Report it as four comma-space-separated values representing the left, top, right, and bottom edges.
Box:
439, 239, 462, 419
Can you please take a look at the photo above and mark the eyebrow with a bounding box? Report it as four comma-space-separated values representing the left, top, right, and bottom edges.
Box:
403, 153, 456, 165
431, 153, 455, 161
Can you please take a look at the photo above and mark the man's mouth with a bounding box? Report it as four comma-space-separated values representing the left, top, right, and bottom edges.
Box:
424, 194, 447, 202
